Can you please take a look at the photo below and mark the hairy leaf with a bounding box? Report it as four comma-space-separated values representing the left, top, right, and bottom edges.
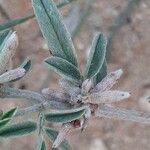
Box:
45, 56, 82, 83
32, 0, 78, 66
20, 58, 31, 73
45, 107, 85, 123
0, 118, 11, 129
44, 128, 71, 150
1, 107, 17, 120
84, 33, 107, 79
37, 139, 46, 150
0, 30, 12, 51
0, 14, 34, 32
95, 59, 107, 84
0, 121, 37, 138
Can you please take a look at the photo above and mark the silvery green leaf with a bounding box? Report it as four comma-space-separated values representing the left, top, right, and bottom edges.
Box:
1, 107, 17, 120
0, 118, 11, 129
32, 0, 78, 66
45, 56, 82, 83
95, 59, 107, 85
0, 14, 34, 32
84, 33, 107, 79
0, 67, 25, 83
95, 105, 150, 124
0, 31, 18, 74
45, 107, 85, 123
0, 121, 37, 138
0, 30, 12, 47
20, 58, 31, 73
37, 139, 46, 150
44, 128, 71, 150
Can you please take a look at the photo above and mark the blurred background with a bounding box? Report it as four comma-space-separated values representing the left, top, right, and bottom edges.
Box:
0, 0, 150, 149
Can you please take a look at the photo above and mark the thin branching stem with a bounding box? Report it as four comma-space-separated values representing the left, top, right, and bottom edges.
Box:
0, 86, 44, 103
15, 101, 72, 117
0, 86, 74, 117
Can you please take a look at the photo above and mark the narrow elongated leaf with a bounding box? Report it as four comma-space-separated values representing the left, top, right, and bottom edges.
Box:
1, 107, 17, 120
32, 0, 78, 66
37, 139, 46, 150
0, 14, 34, 32
20, 58, 31, 72
96, 105, 150, 124
0, 118, 11, 129
45, 56, 82, 83
0, 121, 37, 138
0, 30, 11, 46
0, 30, 12, 51
95, 59, 107, 84
44, 128, 71, 150
45, 107, 85, 123
84, 33, 107, 79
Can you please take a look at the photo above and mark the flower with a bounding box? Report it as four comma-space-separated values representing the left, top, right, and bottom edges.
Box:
0, 32, 25, 84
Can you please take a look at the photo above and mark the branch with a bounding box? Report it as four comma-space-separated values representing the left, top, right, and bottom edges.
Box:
15, 101, 72, 117
0, 86, 44, 103
0, 86, 73, 117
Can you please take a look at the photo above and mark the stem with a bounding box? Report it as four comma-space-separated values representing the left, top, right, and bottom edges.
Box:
0, 86, 71, 104
0, 86, 73, 117
15, 101, 73, 117
0, 0, 77, 32
0, 86, 44, 103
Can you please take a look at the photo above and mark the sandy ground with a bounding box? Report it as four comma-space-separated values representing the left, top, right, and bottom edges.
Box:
0, 0, 150, 149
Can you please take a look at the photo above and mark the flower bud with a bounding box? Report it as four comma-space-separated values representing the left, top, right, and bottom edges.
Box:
0, 67, 25, 84
82, 79, 93, 94
93, 69, 123, 93
0, 32, 18, 74
52, 123, 73, 148
59, 79, 80, 96
86, 90, 130, 104
41, 88, 70, 102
